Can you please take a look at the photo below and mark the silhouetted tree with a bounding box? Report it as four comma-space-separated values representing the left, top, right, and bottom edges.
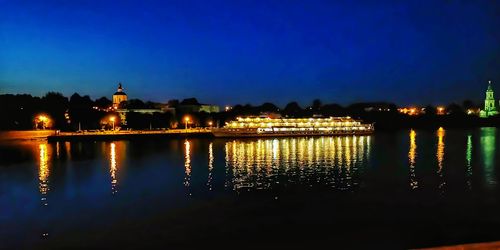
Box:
312, 99, 322, 111
125, 99, 145, 109
424, 105, 436, 116
180, 98, 200, 105
167, 99, 179, 107
283, 102, 302, 117
95, 97, 112, 108
322, 103, 344, 116
447, 103, 464, 115
462, 100, 475, 110
259, 102, 279, 113
41, 92, 68, 129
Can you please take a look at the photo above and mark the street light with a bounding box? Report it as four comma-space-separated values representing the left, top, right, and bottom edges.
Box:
437, 106, 445, 115
208, 121, 213, 128
184, 117, 190, 129
109, 116, 115, 131
36, 115, 49, 130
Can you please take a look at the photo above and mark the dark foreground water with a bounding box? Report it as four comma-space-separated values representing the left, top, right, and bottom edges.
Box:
1, 128, 499, 248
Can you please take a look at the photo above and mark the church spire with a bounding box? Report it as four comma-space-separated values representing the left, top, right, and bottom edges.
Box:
480, 80, 499, 118
117, 82, 123, 92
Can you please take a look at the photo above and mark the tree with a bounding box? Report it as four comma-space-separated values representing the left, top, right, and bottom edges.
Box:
167, 99, 179, 107
259, 102, 279, 113
42, 92, 69, 129
447, 103, 464, 115
312, 99, 322, 111
283, 102, 303, 117
95, 97, 112, 108
322, 103, 344, 116
180, 98, 200, 105
462, 100, 475, 110
125, 99, 145, 109
424, 105, 436, 116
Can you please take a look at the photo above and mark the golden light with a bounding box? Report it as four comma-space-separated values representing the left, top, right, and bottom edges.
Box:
183, 116, 191, 129
35, 114, 51, 129
109, 116, 116, 122
437, 106, 446, 115
208, 121, 213, 126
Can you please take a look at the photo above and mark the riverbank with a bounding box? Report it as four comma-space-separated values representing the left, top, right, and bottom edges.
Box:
0, 130, 54, 141
47, 129, 214, 142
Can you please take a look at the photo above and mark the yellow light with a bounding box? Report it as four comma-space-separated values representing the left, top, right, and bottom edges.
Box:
109, 117, 115, 122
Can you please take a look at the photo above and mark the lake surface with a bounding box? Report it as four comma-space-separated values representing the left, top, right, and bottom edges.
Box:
1, 128, 499, 248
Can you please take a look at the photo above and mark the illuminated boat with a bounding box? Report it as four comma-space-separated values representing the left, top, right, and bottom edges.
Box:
212, 116, 374, 138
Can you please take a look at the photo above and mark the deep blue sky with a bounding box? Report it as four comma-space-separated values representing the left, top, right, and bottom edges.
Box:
1, 0, 499, 107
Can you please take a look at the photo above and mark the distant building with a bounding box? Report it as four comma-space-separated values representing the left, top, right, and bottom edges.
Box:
480, 81, 499, 118
109, 83, 174, 126
177, 98, 220, 113
112, 83, 128, 109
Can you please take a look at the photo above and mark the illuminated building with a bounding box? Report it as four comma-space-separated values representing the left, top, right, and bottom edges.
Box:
212, 116, 373, 137
111, 83, 175, 126
479, 80, 499, 118
112, 83, 128, 109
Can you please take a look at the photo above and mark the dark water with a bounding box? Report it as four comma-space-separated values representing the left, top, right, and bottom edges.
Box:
1, 128, 499, 248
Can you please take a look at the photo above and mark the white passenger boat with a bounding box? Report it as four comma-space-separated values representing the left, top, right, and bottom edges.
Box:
212, 116, 374, 138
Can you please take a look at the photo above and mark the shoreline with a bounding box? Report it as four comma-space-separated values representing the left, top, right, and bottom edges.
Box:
1, 125, 498, 142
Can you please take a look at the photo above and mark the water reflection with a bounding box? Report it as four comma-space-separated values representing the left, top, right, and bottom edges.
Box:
38, 143, 50, 206
408, 130, 418, 189
466, 135, 472, 190
207, 142, 214, 191
480, 128, 497, 189
223, 136, 371, 192
56, 142, 60, 159
184, 140, 192, 195
110, 143, 118, 195
437, 127, 446, 192
64, 141, 71, 160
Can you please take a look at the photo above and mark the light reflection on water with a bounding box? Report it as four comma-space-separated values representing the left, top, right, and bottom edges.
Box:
110, 142, 118, 195
38, 143, 50, 206
1, 128, 498, 247
27, 128, 499, 202
184, 140, 192, 195
207, 142, 214, 191
437, 127, 446, 192
408, 130, 418, 189
221, 136, 370, 192
480, 127, 497, 189
466, 134, 473, 190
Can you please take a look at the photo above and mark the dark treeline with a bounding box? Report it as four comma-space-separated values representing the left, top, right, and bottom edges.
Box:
1, 92, 110, 130
218, 99, 499, 130
0, 93, 497, 131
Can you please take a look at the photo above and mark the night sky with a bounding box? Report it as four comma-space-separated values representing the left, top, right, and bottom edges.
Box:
1, 0, 499, 107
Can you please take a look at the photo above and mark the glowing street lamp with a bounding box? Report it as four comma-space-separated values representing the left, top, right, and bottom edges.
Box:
109, 116, 116, 131
184, 116, 190, 129
437, 106, 445, 115
36, 115, 49, 130
208, 121, 213, 128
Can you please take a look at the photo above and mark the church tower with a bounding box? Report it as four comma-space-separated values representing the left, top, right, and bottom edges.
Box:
112, 83, 128, 109
480, 81, 499, 118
